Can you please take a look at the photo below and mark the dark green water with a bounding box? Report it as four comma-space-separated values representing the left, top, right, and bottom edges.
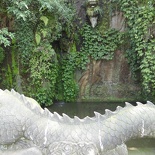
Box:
48, 102, 155, 155
48, 102, 126, 118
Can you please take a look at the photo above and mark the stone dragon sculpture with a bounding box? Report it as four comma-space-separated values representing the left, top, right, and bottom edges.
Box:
0, 89, 155, 155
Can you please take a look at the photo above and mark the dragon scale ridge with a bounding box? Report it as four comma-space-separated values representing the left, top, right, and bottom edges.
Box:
0, 89, 155, 155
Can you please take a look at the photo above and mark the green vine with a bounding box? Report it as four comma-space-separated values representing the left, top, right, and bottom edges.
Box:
15, 19, 35, 65
0, 0, 73, 105
62, 53, 78, 102
0, 47, 5, 64
112, 0, 155, 97
29, 40, 58, 106
2, 42, 20, 89
61, 24, 124, 102
29, 12, 63, 105
80, 24, 124, 60
0, 28, 14, 47
1, 0, 154, 103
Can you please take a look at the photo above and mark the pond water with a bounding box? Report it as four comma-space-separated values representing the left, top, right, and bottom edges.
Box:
48, 102, 155, 155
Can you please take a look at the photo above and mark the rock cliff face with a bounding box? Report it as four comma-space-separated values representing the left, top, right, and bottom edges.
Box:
75, 0, 141, 101
0, 0, 142, 102
78, 50, 141, 101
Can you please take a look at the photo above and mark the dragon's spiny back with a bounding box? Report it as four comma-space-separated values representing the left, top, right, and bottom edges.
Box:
1, 89, 44, 115
1, 89, 155, 125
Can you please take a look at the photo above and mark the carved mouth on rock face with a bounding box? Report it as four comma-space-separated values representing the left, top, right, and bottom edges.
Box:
89, 16, 98, 28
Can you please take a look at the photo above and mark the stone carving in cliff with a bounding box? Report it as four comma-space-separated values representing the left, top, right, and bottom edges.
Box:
86, 0, 100, 27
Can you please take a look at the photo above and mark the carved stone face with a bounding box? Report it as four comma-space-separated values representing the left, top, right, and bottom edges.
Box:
89, 16, 98, 28
86, 0, 99, 28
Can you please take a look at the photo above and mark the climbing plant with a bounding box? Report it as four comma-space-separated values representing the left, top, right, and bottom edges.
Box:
62, 53, 79, 102
80, 24, 124, 60
61, 24, 124, 102
1, 0, 155, 104
0, 28, 14, 47
3, 42, 20, 89
27, 1, 73, 105
111, 0, 155, 98
0, 0, 73, 105
15, 19, 35, 65
29, 40, 58, 106
6, 0, 72, 21
0, 47, 4, 64
0, 28, 14, 88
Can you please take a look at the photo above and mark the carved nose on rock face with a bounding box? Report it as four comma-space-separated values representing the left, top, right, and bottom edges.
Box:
89, 17, 98, 28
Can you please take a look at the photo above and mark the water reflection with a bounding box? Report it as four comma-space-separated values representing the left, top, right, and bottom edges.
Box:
48, 102, 126, 118
48, 102, 155, 155
127, 138, 155, 155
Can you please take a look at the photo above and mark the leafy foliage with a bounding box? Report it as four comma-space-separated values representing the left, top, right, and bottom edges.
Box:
0, 47, 4, 63
0, 0, 73, 105
29, 40, 58, 106
62, 53, 79, 102
1, 0, 155, 104
60, 24, 124, 101
2, 42, 20, 90
0, 28, 14, 47
80, 24, 124, 60
15, 20, 35, 64
6, 0, 72, 21
112, 0, 155, 97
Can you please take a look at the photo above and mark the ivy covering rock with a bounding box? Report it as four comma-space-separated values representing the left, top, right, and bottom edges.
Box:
0, 0, 155, 105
